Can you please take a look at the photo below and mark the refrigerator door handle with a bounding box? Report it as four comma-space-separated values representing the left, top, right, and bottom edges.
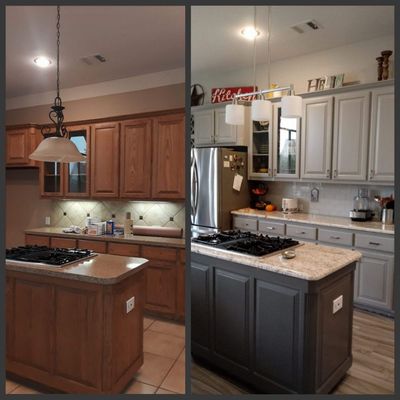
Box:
193, 156, 199, 215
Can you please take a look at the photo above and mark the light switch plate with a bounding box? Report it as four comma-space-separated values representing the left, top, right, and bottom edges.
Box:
126, 296, 135, 314
332, 295, 343, 314
45, 216, 51, 225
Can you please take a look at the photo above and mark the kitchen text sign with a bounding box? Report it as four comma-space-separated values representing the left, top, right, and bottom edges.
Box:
211, 86, 257, 103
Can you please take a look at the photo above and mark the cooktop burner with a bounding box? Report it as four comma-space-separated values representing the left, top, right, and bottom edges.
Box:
6, 245, 96, 267
192, 230, 299, 257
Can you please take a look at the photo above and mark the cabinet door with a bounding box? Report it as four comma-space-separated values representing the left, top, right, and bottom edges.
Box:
152, 114, 185, 199
354, 250, 394, 312
40, 161, 65, 197
214, 108, 237, 144
192, 109, 214, 145
332, 90, 370, 181
301, 96, 333, 180
6, 128, 29, 165
120, 119, 152, 199
368, 86, 394, 182
64, 125, 90, 197
90, 122, 120, 198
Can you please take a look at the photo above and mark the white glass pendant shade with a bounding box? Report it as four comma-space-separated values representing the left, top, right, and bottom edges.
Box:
225, 103, 245, 125
251, 99, 272, 121
281, 95, 303, 118
29, 137, 86, 162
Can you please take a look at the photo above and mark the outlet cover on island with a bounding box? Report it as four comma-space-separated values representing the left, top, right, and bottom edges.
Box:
126, 296, 135, 314
45, 216, 51, 225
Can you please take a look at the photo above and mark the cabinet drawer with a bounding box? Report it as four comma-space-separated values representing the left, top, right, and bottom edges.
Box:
355, 233, 394, 253
286, 224, 317, 240
108, 242, 140, 256
142, 246, 177, 263
232, 216, 258, 231
25, 234, 50, 247
78, 240, 107, 253
318, 228, 353, 247
258, 220, 285, 236
51, 237, 77, 248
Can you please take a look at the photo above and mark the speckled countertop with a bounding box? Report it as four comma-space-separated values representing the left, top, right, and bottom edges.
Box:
25, 227, 185, 248
191, 242, 361, 281
6, 253, 148, 285
231, 209, 394, 235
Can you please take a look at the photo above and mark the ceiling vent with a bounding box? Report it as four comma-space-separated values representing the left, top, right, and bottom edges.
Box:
290, 20, 322, 34
80, 54, 107, 65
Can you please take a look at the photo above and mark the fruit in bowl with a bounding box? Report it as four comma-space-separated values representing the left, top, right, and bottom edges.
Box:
265, 204, 276, 212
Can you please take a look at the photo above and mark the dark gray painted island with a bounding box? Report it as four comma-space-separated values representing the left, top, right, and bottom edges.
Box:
191, 243, 361, 394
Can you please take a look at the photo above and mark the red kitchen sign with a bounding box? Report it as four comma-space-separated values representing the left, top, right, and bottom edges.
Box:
211, 86, 257, 103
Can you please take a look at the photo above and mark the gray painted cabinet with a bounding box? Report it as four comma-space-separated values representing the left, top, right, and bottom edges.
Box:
332, 90, 370, 181
192, 109, 214, 145
214, 108, 237, 144
368, 85, 394, 182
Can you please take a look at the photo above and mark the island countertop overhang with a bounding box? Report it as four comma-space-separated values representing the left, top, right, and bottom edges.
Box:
191, 242, 361, 281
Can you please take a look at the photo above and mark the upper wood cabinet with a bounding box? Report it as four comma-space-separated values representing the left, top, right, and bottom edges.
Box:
90, 122, 120, 198
6, 126, 39, 167
120, 119, 152, 199
368, 86, 394, 182
301, 96, 333, 180
332, 90, 370, 181
152, 114, 185, 200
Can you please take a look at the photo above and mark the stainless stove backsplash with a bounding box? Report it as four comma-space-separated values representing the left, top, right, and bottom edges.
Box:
264, 182, 394, 219
51, 200, 185, 231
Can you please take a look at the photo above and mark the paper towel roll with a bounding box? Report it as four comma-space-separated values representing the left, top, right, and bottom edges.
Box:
132, 225, 183, 238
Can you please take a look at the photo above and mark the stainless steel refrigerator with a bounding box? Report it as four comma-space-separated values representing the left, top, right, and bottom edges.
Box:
191, 147, 249, 235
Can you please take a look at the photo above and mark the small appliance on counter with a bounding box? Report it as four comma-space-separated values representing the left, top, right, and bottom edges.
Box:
282, 198, 299, 213
374, 194, 394, 225
349, 188, 373, 221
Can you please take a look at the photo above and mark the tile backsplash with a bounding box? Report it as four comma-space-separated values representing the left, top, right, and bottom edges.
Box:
51, 200, 185, 231
262, 182, 394, 218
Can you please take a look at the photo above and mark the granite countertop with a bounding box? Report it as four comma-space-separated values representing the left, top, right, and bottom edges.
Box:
6, 253, 148, 285
231, 209, 394, 235
191, 242, 361, 281
25, 227, 185, 248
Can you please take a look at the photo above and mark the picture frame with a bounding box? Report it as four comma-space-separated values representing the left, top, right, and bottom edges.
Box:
334, 73, 344, 88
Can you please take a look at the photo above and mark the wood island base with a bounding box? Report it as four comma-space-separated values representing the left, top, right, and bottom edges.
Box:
6, 267, 145, 394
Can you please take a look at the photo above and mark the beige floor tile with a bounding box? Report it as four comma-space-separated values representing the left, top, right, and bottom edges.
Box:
144, 330, 185, 359
5, 380, 19, 394
160, 360, 185, 394
177, 348, 185, 363
8, 385, 41, 394
149, 320, 185, 338
124, 380, 157, 394
135, 352, 176, 387
156, 388, 179, 394
144, 317, 155, 330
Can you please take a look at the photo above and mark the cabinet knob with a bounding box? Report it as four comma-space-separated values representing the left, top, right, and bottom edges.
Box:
370, 169, 375, 179
326, 169, 330, 178
333, 169, 338, 178
273, 168, 277, 176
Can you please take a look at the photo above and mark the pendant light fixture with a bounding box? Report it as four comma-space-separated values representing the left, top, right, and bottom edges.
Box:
30, 6, 85, 163
226, 6, 302, 125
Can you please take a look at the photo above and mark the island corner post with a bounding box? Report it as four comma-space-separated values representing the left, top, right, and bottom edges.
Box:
6, 256, 148, 394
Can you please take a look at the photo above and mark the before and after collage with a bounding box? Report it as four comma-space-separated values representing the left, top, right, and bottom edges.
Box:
3, 2, 397, 397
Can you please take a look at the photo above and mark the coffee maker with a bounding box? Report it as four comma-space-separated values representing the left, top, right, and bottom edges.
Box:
349, 188, 373, 221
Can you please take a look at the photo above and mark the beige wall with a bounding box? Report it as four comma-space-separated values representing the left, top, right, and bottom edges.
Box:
6, 83, 185, 247
6, 83, 185, 125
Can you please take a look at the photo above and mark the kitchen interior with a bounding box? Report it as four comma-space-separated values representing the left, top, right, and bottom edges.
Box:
190, 5, 394, 395
5, 6, 185, 395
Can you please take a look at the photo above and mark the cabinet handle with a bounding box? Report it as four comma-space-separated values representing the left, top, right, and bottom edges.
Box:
265, 227, 275, 230
369, 241, 381, 246
326, 169, 331, 178
273, 168, 277, 176
333, 169, 338, 178
298, 231, 306, 235
330, 236, 341, 240
370, 169, 375, 179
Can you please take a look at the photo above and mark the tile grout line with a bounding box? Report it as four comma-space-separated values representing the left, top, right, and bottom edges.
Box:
157, 346, 185, 394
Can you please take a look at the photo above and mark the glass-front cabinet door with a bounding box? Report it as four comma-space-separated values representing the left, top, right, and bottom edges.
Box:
64, 125, 90, 197
272, 103, 300, 178
41, 161, 63, 196
249, 119, 273, 179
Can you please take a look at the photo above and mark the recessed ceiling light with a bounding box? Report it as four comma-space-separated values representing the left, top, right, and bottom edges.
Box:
240, 26, 260, 40
33, 56, 52, 68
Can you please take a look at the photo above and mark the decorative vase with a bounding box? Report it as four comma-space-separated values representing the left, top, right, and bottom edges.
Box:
376, 56, 383, 81
381, 50, 393, 80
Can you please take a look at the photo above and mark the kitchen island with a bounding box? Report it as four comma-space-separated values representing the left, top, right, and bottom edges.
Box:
191, 241, 361, 394
6, 253, 148, 394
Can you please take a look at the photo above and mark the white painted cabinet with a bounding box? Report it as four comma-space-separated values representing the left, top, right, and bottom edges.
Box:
192, 109, 214, 145
214, 108, 237, 144
368, 86, 394, 182
300, 96, 333, 180
332, 90, 370, 181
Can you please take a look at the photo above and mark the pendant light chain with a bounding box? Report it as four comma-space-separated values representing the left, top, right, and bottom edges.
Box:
266, 6, 271, 90
56, 5, 60, 99
252, 6, 257, 93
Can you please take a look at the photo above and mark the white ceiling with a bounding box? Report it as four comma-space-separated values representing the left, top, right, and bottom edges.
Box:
192, 5, 394, 73
6, 6, 185, 98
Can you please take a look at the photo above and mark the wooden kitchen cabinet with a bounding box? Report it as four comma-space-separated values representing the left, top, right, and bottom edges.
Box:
152, 113, 185, 199
6, 126, 39, 167
90, 122, 120, 198
120, 119, 152, 198
332, 90, 370, 181
301, 96, 333, 180
25, 234, 50, 246
368, 85, 394, 182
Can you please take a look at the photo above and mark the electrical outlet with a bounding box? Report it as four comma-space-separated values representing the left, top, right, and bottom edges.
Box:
45, 216, 51, 225
311, 188, 319, 202
126, 296, 135, 314
332, 295, 343, 314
